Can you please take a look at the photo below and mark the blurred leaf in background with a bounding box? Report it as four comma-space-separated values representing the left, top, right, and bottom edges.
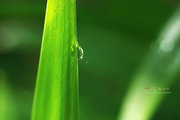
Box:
0, 69, 18, 120
117, 7, 180, 120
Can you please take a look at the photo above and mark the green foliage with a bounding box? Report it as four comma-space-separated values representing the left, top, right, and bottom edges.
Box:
1, 0, 180, 120
117, 7, 180, 120
31, 0, 79, 120
0, 69, 18, 120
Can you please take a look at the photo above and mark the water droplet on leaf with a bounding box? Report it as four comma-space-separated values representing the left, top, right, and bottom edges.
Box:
78, 45, 83, 60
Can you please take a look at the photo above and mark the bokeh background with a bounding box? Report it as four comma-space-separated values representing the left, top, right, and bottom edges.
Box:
0, 0, 180, 120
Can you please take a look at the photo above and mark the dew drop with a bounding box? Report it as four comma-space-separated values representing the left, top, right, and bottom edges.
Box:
78, 45, 83, 60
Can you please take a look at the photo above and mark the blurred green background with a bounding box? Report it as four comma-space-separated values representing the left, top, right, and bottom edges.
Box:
0, 0, 180, 120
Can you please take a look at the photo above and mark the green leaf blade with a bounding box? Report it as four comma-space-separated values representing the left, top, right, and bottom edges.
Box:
32, 0, 78, 120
